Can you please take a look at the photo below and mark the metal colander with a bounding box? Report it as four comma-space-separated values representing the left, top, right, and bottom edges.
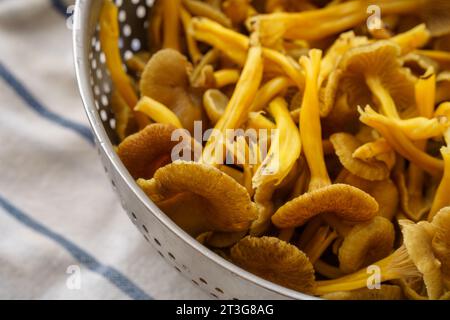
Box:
73, 0, 315, 300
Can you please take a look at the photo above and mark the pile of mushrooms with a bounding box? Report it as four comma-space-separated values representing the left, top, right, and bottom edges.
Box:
100, 0, 450, 300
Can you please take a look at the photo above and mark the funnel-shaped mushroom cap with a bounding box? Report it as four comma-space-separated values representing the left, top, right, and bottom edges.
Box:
272, 184, 379, 228
339, 216, 395, 273
118, 123, 180, 179
322, 285, 403, 300
431, 207, 450, 286
140, 49, 204, 133
330, 133, 391, 181
340, 170, 399, 220
400, 219, 443, 300
231, 236, 316, 293
339, 41, 416, 115
138, 161, 258, 232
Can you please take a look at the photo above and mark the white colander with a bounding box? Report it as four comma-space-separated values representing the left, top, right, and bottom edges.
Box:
73, 0, 316, 300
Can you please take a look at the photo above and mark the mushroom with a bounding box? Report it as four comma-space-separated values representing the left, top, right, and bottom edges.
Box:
230, 236, 316, 294
359, 105, 444, 177
140, 49, 205, 133
138, 161, 258, 232
330, 132, 392, 181
196, 230, 248, 248
249, 97, 301, 235
118, 123, 188, 179
272, 50, 378, 229
162, 0, 181, 51
322, 285, 404, 300
99, 0, 148, 129
180, 7, 202, 63
134, 96, 183, 129
202, 33, 263, 165
400, 219, 444, 299
203, 89, 229, 125
338, 170, 399, 221
352, 137, 396, 172
110, 90, 137, 141
391, 24, 431, 55
338, 41, 416, 120
401, 53, 439, 78
182, 0, 231, 27
430, 207, 450, 291
223, 0, 257, 25
415, 50, 450, 70
249, 0, 450, 44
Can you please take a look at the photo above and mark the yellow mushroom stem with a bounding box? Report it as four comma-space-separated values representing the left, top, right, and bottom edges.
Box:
435, 102, 450, 119
253, 97, 301, 188
190, 18, 304, 88
365, 76, 400, 119
134, 96, 183, 129
182, 0, 231, 27
429, 146, 450, 221
391, 24, 430, 55
99, 0, 149, 129
250, 77, 294, 112
250, 0, 432, 43
278, 228, 295, 242
180, 7, 203, 63
163, 0, 181, 51
407, 70, 436, 207
352, 138, 393, 166
203, 89, 228, 124
247, 112, 276, 131
229, 137, 254, 195
416, 50, 450, 69
315, 245, 419, 295
303, 225, 338, 264
300, 49, 330, 190
315, 260, 345, 279
149, 0, 163, 49
214, 69, 241, 88
359, 106, 444, 177
202, 35, 263, 165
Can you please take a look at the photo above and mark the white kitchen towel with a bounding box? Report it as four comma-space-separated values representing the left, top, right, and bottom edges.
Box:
0, 0, 208, 300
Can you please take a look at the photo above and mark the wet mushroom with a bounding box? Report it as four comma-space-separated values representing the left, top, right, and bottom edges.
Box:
230, 236, 316, 294
140, 49, 205, 133
118, 123, 187, 179
330, 132, 392, 181
272, 50, 378, 229
138, 161, 258, 232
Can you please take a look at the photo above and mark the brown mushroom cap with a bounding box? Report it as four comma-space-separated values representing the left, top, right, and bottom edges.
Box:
117, 123, 179, 179
341, 170, 399, 221
140, 49, 204, 133
272, 183, 379, 229
138, 161, 257, 232
322, 285, 403, 300
330, 133, 391, 181
338, 216, 395, 273
338, 41, 416, 117
400, 219, 444, 300
231, 236, 316, 294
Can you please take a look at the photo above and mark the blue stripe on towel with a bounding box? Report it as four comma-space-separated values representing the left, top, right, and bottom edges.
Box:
0, 194, 152, 300
0, 62, 95, 145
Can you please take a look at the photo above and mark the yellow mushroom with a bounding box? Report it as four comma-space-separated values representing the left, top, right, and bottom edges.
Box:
134, 96, 183, 128
430, 207, 450, 291
163, 0, 182, 51
138, 161, 258, 232
182, 0, 232, 27
203, 89, 229, 125
330, 133, 392, 181
140, 49, 205, 133
272, 50, 378, 229
179, 7, 203, 63
110, 90, 137, 141
230, 236, 316, 294
118, 123, 187, 179
436, 72, 450, 104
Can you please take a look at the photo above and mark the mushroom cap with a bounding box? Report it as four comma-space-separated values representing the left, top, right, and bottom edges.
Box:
339, 41, 416, 116
203, 89, 228, 125
140, 161, 258, 232
201, 230, 248, 248
231, 236, 316, 294
140, 49, 204, 133
341, 170, 399, 221
322, 285, 403, 300
402, 53, 439, 77
117, 123, 179, 179
400, 219, 444, 300
338, 216, 395, 273
330, 133, 391, 181
272, 183, 379, 228
431, 207, 450, 282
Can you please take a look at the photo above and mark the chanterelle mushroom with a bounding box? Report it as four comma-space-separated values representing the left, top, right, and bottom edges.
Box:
140, 49, 205, 133
338, 40, 416, 119
231, 236, 316, 294
118, 124, 185, 179
272, 50, 378, 229
430, 207, 450, 291
322, 285, 403, 300
138, 161, 258, 232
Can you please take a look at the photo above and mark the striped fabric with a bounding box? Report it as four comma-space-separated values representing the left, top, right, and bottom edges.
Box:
0, 0, 208, 300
